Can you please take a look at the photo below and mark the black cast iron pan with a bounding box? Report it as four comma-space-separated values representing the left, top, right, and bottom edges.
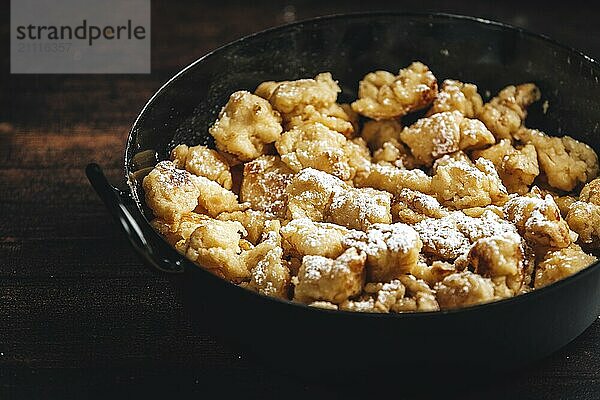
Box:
86, 13, 600, 377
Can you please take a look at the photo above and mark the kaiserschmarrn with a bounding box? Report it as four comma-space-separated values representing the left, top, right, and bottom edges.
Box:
143, 62, 599, 312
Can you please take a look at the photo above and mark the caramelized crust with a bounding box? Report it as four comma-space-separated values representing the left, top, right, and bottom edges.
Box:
182, 218, 249, 282
284, 168, 392, 230
435, 271, 496, 309
275, 122, 370, 181
257, 72, 340, 115
400, 111, 494, 166
479, 83, 541, 140
343, 223, 422, 282
209, 91, 283, 162
281, 218, 352, 259
294, 248, 366, 304
427, 79, 483, 118
351, 62, 437, 120
580, 178, 600, 205
515, 128, 599, 192
143, 161, 200, 222
240, 155, 294, 218
534, 244, 597, 288
504, 191, 573, 248
473, 139, 539, 194
171, 144, 233, 189
431, 158, 508, 209
565, 200, 600, 246
355, 162, 432, 195
391, 188, 448, 224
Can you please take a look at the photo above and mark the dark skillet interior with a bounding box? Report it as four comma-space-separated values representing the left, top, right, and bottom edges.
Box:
121, 13, 600, 376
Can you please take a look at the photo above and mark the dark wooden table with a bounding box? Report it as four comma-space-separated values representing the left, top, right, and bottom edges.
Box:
1, 1, 600, 398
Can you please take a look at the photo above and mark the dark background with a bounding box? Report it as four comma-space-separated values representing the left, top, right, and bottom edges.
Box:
1, 1, 600, 398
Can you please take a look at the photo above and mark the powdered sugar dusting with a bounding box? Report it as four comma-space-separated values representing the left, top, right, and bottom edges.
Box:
344, 223, 419, 256
281, 218, 350, 250
243, 156, 293, 216
154, 161, 195, 190
430, 112, 462, 158
414, 216, 470, 260
450, 210, 518, 242
329, 187, 392, 228
414, 210, 522, 261
294, 168, 347, 202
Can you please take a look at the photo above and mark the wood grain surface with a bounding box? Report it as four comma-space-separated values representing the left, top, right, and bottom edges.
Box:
1, 1, 600, 398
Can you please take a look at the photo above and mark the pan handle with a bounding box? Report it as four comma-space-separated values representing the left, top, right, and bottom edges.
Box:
85, 163, 185, 274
